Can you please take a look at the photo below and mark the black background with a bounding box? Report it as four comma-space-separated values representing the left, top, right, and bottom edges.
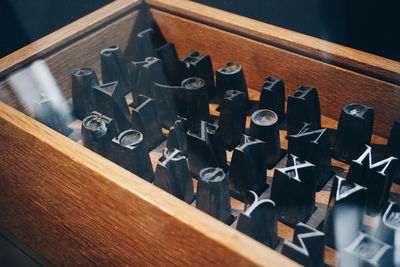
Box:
0, 0, 399, 61
0, 0, 112, 58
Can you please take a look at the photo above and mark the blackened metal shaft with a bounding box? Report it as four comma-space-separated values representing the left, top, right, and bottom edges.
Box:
196, 167, 231, 223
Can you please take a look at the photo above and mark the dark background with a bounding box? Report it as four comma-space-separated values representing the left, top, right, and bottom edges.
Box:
0, 0, 399, 61
0, 0, 112, 58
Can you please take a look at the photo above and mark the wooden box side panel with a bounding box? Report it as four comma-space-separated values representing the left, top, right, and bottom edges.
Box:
147, 0, 400, 85
151, 9, 400, 138
0, 101, 298, 266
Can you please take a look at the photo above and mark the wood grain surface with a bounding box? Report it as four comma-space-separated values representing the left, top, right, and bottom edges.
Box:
0, 100, 298, 266
151, 9, 400, 138
147, 0, 400, 85
0, 0, 142, 77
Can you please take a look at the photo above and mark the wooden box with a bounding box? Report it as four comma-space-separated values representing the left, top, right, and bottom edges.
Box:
1, 0, 399, 265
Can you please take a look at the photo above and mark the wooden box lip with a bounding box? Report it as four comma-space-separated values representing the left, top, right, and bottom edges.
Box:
0, 100, 296, 266
147, 0, 400, 85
